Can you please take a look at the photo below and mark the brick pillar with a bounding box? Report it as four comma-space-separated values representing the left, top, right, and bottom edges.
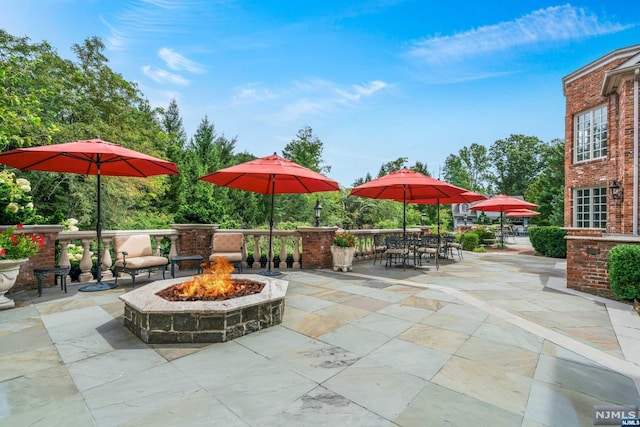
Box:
297, 226, 338, 269
170, 224, 217, 269
10, 225, 63, 292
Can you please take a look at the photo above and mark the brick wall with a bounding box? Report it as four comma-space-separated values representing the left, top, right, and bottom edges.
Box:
566, 228, 640, 298
170, 224, 216, 269
563, 56, 631, 230
297, 227, 338, 269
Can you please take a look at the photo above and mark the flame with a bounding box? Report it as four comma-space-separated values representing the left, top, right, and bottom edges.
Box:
174, 257, 241, 298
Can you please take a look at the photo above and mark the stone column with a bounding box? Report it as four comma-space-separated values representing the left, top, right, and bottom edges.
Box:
297, 226, 338, 269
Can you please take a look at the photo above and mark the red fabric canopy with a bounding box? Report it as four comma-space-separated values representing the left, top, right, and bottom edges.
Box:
506, 208, 540, 217
469, 194, 538, 212
350, 168, 467, 201
405, 191, 486, 205
0, 138, 179, 177
199, 152, 339, 194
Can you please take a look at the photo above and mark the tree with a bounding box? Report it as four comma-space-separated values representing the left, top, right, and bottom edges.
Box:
489, 134, 545, 195
282, 126, 330, 174
525, 139, 564, 226
443, 143, 492, 193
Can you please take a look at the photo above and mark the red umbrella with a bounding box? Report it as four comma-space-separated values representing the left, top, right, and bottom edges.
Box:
506, 208, 540, 217
351, 168, 469, 240
405, 190, 486, 205
470, 195, 538, 245
199, 152, 340, 276
0, 138, 180, 291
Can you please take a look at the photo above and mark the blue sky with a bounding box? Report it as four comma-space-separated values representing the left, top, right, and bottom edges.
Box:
2, 1, 639, 187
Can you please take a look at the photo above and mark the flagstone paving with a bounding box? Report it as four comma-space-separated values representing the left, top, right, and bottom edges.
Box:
1, 237, 640, 426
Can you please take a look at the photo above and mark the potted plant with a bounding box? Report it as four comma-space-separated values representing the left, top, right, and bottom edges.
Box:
331, 229, 356, 272
0, 224, 45, 309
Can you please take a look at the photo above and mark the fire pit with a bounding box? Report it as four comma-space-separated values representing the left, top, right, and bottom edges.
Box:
119, 273, 288, 344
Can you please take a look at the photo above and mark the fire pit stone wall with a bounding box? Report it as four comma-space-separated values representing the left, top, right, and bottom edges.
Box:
120, 274, 288, 344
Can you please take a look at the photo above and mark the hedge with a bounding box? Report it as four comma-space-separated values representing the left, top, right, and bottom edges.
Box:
608, 245, 640, 300
462, 232, 479, 251
528, 226, 567, 258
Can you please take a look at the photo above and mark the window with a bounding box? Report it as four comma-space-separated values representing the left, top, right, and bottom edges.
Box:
575, 105, 607, 162
575, 187, 607, 228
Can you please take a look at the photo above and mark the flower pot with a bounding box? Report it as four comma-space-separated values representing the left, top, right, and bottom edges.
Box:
0, 258, 28, 310
331, 246, 356, 272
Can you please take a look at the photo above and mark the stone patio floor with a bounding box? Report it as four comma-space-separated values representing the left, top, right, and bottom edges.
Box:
1, 237, 640, 426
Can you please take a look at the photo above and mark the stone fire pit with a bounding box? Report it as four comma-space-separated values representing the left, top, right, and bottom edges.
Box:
120, 274, 288, 344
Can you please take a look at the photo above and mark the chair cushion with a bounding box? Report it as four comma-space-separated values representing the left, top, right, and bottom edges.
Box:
115, 256, 168, 269
113, 234, 153, 259
209, 252, 243, 262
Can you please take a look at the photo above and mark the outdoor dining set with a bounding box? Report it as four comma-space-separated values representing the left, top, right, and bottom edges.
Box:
375, 233, 464, 271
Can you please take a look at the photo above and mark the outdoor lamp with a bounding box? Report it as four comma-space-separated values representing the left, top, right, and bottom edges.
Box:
609, 180, 623, 201
314, 199, 323, 227
420, 211, 426, 226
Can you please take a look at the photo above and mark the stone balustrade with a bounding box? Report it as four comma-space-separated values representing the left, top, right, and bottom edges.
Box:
9, 224, 424, 293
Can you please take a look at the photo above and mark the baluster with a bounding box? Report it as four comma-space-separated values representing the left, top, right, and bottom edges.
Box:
101, 237, 113, 280
169, 235, 178, 260
242, 234, 248, 269
79, 238, 94, 283
252, 235, 261, 269
293, 235, 301, 269
58, 239, 72, 284
279, 236, 287, 269
153, 236, 163, 256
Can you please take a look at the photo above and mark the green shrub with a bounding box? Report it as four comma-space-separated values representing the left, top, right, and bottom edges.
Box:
608, 245, 640, 300
462, 232, 479, 251
528, 226, 567, 258
473, 226, 495, 243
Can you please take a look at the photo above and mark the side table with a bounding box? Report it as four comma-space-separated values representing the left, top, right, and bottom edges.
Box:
34, 266, 71, 297
170, 255, 204, 278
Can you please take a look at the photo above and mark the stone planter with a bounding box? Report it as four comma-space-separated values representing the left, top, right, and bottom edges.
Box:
0, 258, 28, 310
331, 246, 356, 272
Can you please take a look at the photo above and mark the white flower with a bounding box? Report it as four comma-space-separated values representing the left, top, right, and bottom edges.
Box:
69, 218, 78, 225
70, 226, 78, 232
7, 203, 19, 213
16, 178, 30, 186
19, 184, 31, 193
26, 202, 34, 209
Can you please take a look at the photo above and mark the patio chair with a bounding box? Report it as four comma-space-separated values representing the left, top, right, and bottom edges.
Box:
210, 232, 244, 272
372, 234, 387, 265
447, 234, 464, 260
113, 234, 169, 287
384, 236, 409, 270
415, 234, 440, 270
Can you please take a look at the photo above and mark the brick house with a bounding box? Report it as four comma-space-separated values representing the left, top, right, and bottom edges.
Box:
562, 44, 640, 296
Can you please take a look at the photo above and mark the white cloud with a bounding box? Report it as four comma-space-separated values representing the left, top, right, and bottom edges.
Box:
141, 65, 190, 85
407, 5, 633, 64
158, 48, 206, 73
237, 78, 391, 123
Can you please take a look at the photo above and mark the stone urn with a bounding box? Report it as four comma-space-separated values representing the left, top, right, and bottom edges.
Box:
0, 258, 28, 310
331, 246, 356, 272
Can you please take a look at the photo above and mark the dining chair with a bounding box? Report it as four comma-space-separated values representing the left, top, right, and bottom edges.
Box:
415, 234, 440, 270
384, 236, 409, 270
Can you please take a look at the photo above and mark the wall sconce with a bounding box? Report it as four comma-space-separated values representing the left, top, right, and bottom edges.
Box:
609, 180, 624, 201
314, 199, 323, 227
420, 211, 426, 226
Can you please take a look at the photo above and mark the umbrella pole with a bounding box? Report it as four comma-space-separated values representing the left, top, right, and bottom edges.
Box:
500, 206, 504, 247
79, 161, 117, 291
260, 176, 281, 276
